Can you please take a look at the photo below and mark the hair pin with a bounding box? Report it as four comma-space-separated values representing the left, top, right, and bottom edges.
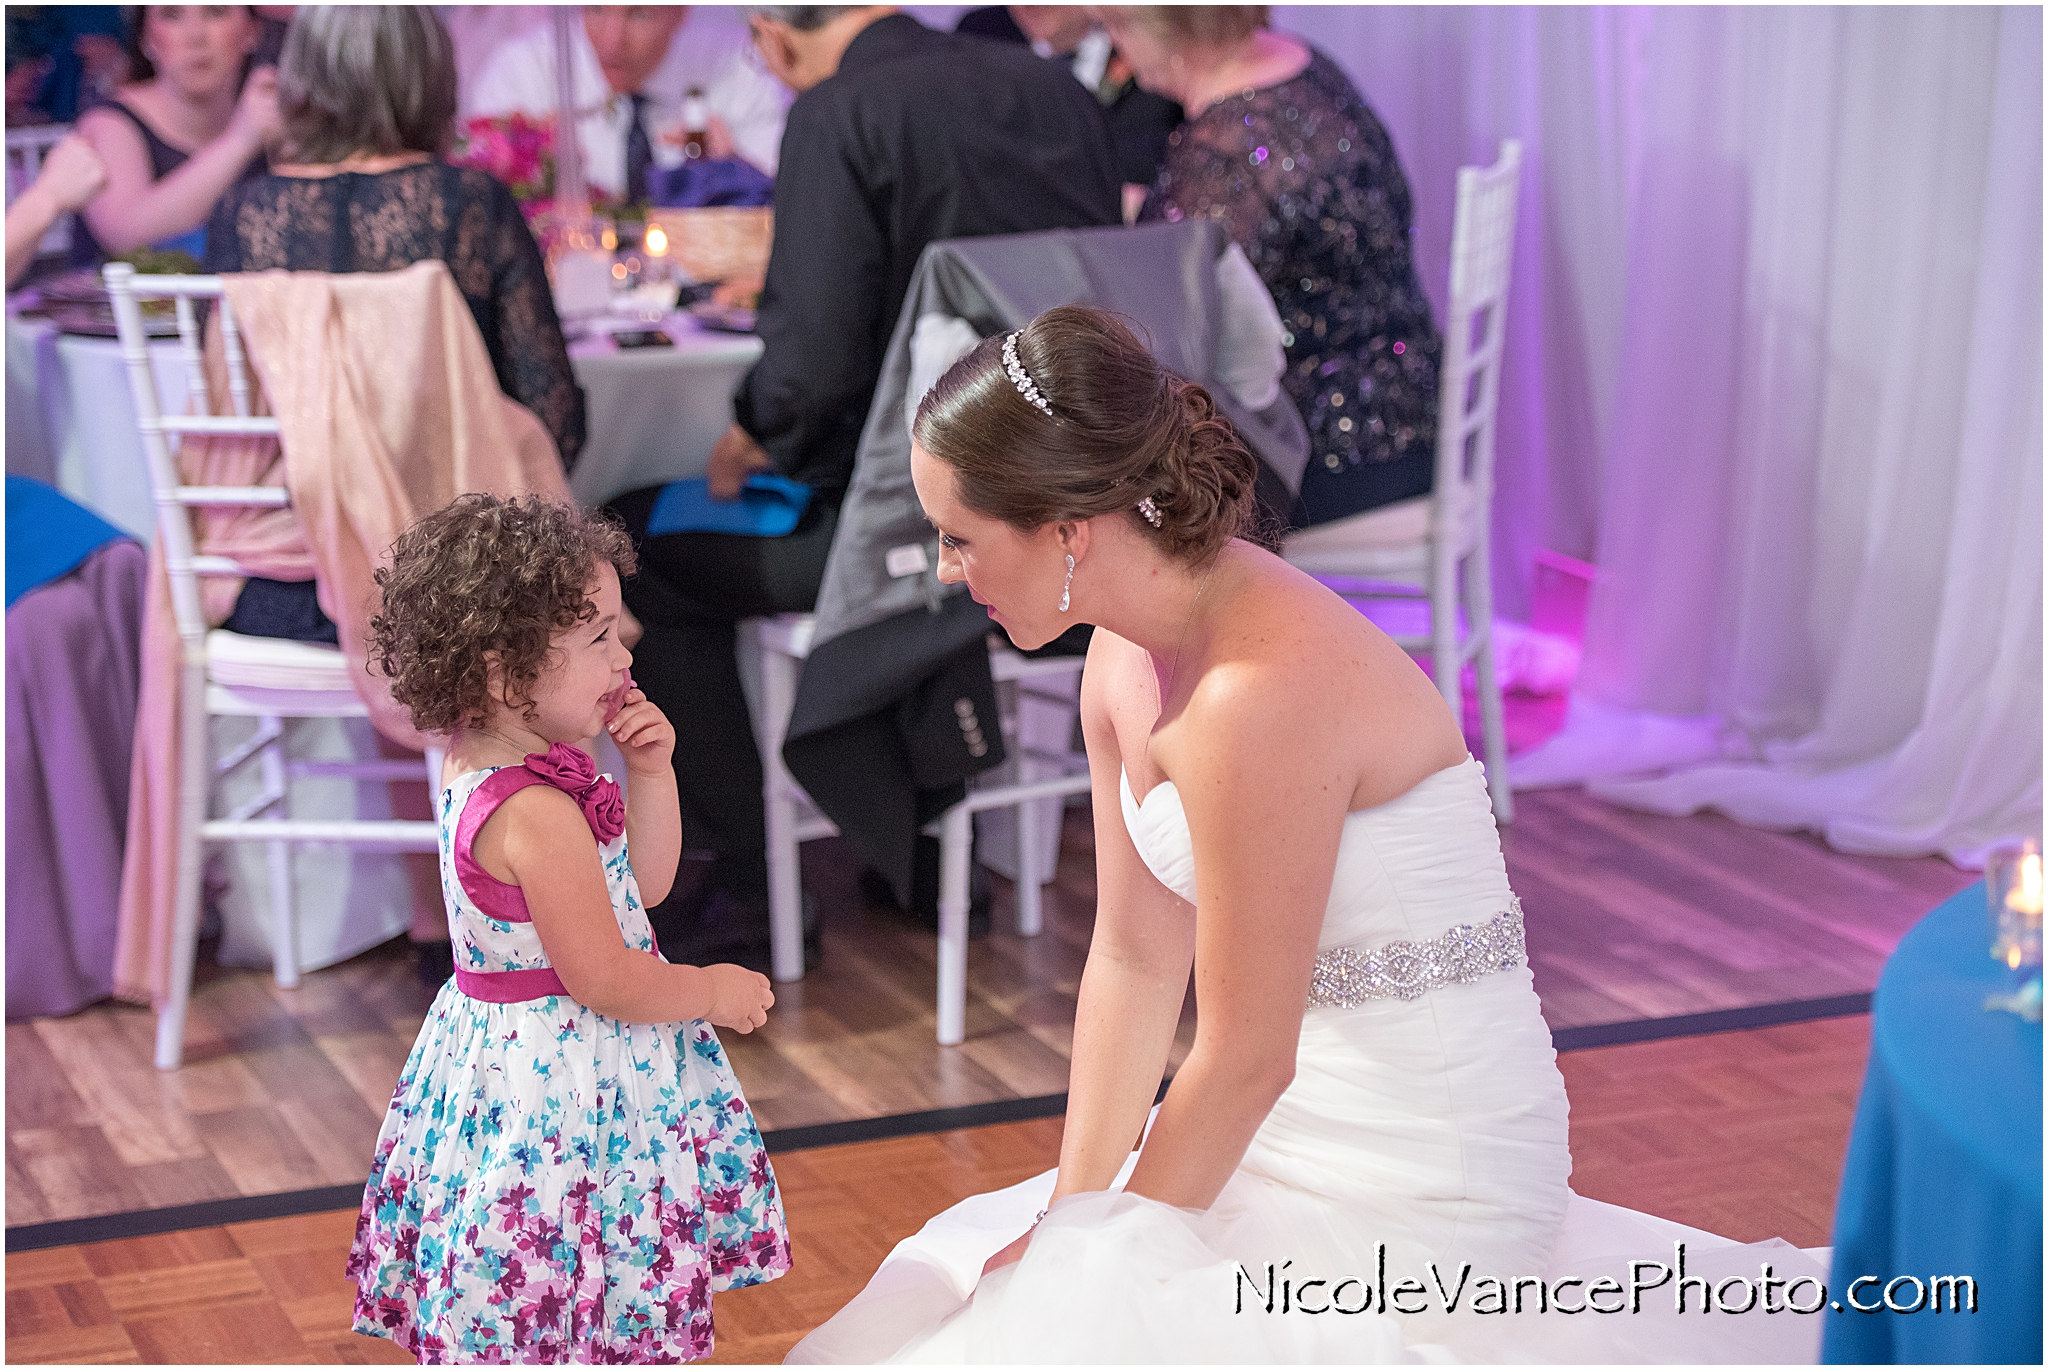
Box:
1136, 497, 1164, 528
1002, 331, 1053, 416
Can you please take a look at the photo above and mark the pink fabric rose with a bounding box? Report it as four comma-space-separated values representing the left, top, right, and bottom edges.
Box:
523, 742, 626, 845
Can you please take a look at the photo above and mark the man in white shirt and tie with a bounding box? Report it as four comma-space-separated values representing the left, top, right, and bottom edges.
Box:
461, 6, 788, 200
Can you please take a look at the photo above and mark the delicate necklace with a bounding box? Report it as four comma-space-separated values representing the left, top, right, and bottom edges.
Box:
473, 725, 537, 759
1163, 555, 1222, 701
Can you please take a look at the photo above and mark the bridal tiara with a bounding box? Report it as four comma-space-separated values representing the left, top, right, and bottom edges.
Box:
1001, 331, 1053, 416
1003, 330, 1167, 532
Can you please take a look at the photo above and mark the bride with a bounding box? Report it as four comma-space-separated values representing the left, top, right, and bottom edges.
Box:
791, 308, 1824, 1364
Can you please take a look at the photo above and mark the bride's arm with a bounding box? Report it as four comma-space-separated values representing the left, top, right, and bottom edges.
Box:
1116, 664, 1348, 1211
982, 637, 1195, 1277
1046, 642, 1199, 1203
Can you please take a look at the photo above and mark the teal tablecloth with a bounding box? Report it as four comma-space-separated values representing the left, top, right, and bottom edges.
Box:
1823, 882, 2043, 1363
6, 474, 128, 608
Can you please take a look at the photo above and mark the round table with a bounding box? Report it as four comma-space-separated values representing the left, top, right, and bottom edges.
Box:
6, 312, 190, 540
1822, 881, 2043, 1364
563, 315, 762, 509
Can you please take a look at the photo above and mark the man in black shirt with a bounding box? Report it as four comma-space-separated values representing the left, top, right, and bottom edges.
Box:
955, 5, 1183, 191
607, 5, 1121, 966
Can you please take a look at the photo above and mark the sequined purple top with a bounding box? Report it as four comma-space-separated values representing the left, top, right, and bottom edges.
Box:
1142, 49, 1441, 525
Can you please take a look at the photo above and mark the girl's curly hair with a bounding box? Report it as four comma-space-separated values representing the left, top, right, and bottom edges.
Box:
369, 494, 637, 734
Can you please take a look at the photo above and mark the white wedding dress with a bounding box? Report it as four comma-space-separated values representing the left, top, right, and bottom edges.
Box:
790, 759, 1827, 1363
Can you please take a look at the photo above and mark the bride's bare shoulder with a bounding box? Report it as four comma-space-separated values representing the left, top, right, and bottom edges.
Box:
1195, 552, 1468, 801
1219, 551, 1388, 677
1200, 554, 1443, 724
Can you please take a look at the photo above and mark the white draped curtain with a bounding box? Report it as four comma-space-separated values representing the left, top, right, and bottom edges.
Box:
1276, 5, 2042, 865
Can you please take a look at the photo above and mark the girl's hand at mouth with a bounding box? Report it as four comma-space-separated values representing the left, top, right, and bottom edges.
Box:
605, 674, 675, 776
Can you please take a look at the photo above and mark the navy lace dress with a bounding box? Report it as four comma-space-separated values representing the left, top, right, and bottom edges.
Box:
203, 162, 585, 639
1142, 50, 1440, 526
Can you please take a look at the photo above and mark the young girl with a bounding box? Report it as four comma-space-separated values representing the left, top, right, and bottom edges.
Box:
346, 494, 789, 1363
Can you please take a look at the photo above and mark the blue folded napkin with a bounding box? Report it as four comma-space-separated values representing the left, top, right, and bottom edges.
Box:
6, 475, 130, 608
153, 224, 207, 261
647, 473, 811, 537
647, 158, 775, 209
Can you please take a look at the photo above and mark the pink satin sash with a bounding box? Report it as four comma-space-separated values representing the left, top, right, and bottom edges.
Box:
455, 964, 569, 1003
454, 946, 662, 1005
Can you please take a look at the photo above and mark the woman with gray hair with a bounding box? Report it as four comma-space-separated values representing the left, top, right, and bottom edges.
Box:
204, 6, 582, 481
201, 5, 584, 987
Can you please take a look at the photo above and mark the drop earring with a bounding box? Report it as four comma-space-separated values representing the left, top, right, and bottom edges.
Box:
1058, 553, 1074, 613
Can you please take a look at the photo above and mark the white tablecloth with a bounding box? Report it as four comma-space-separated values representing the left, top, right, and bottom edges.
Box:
567, 317, 762, 508
7, 314, 187, 540
4, 306, 761, 977
5, 309, 764, 536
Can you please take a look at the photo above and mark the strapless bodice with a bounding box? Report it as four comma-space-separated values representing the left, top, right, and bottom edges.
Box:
1118, 756, 1517, 951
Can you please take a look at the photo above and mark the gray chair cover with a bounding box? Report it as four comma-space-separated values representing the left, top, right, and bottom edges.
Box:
783, 220, 1310, 902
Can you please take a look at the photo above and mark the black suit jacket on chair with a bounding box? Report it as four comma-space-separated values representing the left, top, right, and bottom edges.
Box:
732, 14, 1124, 502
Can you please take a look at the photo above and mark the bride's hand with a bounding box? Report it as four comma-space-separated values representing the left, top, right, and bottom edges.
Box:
979, 1228, 1032, 1279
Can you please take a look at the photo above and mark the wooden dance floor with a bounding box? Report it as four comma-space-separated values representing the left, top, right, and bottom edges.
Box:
5, 788, 1969, 1231
4, 1015, 1871, 1364
4, 785, 1970, 1361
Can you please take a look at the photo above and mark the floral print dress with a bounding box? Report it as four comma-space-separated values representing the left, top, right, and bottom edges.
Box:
348, 744, 790, 1363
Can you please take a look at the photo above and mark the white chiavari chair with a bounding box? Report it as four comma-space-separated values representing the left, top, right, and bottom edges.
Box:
104, 263, 440, 1069
1283, 141, 1524, 822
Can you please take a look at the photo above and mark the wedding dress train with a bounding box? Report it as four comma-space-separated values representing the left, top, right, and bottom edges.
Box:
790, 759, 1827, 1363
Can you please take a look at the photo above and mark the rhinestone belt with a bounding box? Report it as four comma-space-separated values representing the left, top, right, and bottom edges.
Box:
1306, 900, 1526, 1008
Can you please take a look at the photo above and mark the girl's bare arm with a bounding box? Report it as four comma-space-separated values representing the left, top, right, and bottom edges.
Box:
488, 787, 771, 1030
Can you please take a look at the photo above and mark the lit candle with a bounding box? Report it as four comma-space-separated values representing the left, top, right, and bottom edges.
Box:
1987, 842, 2045, 1017
645, 223, 669, 257
2006, 853, 2043, 971
2008, 853, 2043, 914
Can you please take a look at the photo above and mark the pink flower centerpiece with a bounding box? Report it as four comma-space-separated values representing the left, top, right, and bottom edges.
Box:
450, 113, 625, 255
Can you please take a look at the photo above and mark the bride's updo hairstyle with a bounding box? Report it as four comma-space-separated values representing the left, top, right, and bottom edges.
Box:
912, 306, 1259, 562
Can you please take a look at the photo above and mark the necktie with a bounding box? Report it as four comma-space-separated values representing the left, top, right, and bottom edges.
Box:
624, 92, 653, 204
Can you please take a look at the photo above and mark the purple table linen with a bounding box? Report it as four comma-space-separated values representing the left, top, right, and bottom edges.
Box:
7, 538, 146, 1019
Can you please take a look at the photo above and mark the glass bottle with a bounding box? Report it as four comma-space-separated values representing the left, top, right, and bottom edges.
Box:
680, 87, 709, 161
